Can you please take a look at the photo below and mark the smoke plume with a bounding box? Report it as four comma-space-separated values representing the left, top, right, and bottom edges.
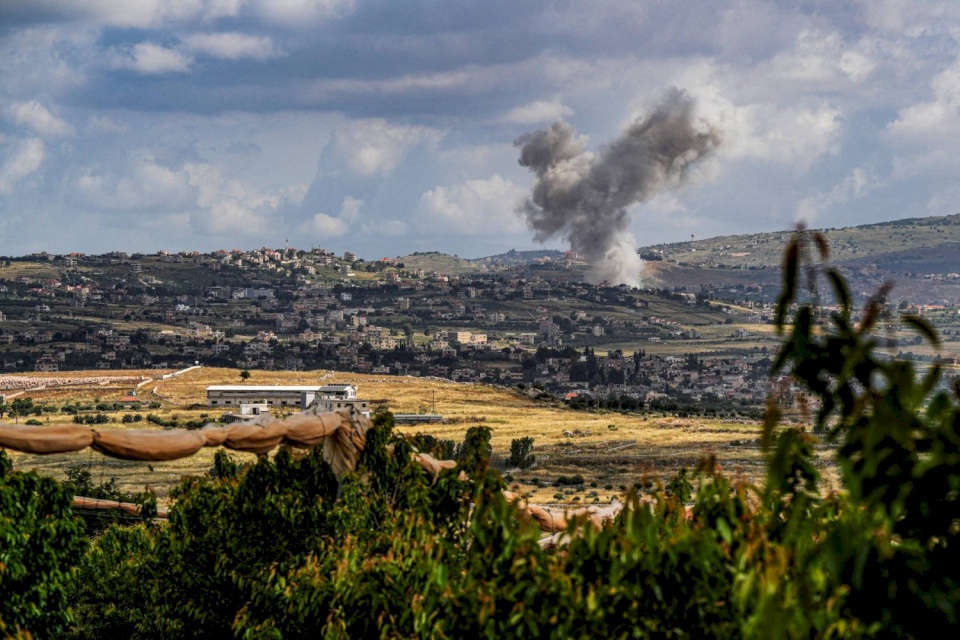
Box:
514, 89, 720, 286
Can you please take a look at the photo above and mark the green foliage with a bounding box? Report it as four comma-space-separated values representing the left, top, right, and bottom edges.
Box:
68, 412, 476, 638
554, 474, 585, 487
772, 229, 960, 635
73, 412, 110, 425
508, 436, 537, 469
455, 425, 493, 476
0, 450, 88, 637
8, 397, 34, 422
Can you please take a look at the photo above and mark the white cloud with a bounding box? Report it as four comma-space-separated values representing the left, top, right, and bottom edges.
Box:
76, 155, 195, 210
334, 119, 442, 176
3, 0, 241, 29
73, 156, 301, 241
362, 219, 409, 236
794, 167, 881, 225
888, 58, 960, 139
416, 174, 527, 235
8, 101, 74, 137
763, 30, 876, 87
300, 212, 350, 237
114, 43, 193, 75
296, 196, 362, 238
85, 116, 128, 135
206, 199, 265, 234
680, 71, 843, 170
501, 98, 574, 124
338, 195, 364, 221
184, 162, 281, 235
0, 138, 45, 193
182, 32, 281, 61
856, 0, 960, 36
253, 0, 355, 25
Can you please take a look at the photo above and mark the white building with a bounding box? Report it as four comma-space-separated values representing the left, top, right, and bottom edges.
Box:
206, 383, 370, 416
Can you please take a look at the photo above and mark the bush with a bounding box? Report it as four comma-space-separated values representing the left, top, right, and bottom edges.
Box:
507, 436, 536, 469
554, 474, 585, 486
0, 450, 88, 637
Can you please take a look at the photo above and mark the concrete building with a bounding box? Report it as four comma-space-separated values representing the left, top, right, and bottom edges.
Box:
206, 383, 369, 415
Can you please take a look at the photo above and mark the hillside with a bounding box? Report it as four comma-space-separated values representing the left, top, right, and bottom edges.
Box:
641, 213, 960, 271
394, 251, 481, 275
639, 214, 960, 303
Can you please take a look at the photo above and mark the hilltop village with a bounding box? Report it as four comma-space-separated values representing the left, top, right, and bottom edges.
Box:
2, 242, 959, 415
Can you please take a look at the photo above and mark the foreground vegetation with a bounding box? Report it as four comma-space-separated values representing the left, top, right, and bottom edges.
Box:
1, 233, 958, 638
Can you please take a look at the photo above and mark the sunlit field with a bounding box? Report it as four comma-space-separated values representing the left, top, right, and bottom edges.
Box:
2, 367, 832, 504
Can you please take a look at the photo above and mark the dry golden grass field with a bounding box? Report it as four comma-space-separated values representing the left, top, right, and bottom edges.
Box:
3, 367, 834, 505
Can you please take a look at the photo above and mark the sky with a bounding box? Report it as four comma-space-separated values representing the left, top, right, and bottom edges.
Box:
1, 0, 959, 260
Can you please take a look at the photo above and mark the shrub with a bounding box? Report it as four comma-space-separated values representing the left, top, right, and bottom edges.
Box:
507, 436, 536, 469
0, 450, 87, 637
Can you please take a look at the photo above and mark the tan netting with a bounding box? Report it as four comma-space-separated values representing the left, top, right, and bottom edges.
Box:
198, 425, 230, 447
0, 424, 94, 454
413, 452, 457, 479
221, 421, 289, 454
282, 412, 342, 447
2, 408, 627, 546
72, 496, 169, 519
322, 409, 370, 477
0, 409, 372, 470
503, 490, 625, 533
92, 428, 207, 461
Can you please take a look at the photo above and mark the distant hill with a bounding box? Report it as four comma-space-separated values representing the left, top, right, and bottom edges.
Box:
471, 249, 566, 266
640, 213, 960, 273
397, 249, 567, 274
395, 251, 480, 275
637, 213, 960, 303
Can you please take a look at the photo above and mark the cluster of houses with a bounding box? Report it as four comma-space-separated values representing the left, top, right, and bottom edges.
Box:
3, 246, 959, 412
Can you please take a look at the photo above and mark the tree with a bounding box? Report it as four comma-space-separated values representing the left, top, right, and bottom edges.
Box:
0, 450, 88, 636
508, 437, 536, 469
239, 370, 251, 382
10, 397, 34, 423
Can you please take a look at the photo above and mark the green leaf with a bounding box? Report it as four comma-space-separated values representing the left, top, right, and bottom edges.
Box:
902, 314, 941, 348
826, 268, 851, 315
716, 518, 733, 544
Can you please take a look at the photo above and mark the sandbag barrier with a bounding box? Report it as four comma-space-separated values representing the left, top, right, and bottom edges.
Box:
72, 496, 169, 520
2, 407, 625, 547
0, 406, 369, 477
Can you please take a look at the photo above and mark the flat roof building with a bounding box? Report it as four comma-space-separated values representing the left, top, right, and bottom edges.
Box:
206, 383, 369, 416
